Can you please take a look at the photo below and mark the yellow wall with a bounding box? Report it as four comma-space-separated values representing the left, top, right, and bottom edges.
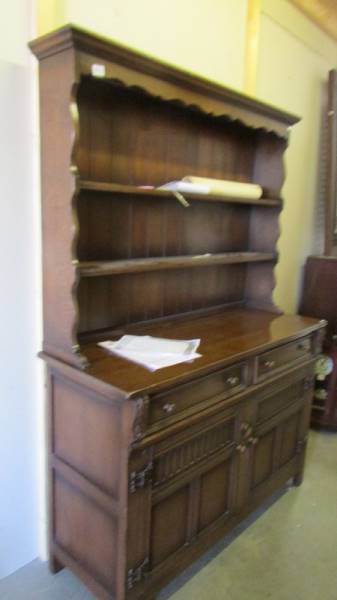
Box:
37, 0, 337, 314
38, 0, 248, 91
258, 0, 337, 312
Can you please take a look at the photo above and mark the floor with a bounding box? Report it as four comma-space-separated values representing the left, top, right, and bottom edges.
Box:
1, 430, 336, 600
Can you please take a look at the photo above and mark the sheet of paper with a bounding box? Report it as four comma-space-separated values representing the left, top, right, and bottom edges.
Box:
108, 335, 200, 355
98, 335, 202, 371
105, 348, 201, 371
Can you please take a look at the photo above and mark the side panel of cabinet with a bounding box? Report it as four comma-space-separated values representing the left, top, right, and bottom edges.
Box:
38, 49, 85, 367
48, 369, 131, 600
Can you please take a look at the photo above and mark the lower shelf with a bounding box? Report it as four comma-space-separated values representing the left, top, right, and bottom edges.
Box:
77, 252, 277, 277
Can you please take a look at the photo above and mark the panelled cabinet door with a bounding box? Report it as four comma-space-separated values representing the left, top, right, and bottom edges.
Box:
126, 405, 240, 596
237, 366, 313, 510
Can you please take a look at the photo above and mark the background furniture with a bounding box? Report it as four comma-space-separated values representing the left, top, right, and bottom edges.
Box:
30, 25, 324, 600
299, 70, 337, 430
300, 256, 337, 429
324, 69, 337, 256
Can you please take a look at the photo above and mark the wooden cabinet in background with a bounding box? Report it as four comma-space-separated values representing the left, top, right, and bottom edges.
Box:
30, 25, 325, 600
300, 256, 337, 429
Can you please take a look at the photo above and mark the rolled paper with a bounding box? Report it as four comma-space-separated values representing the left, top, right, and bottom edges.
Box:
157, 181, 209, 194
183, 176, 263, 199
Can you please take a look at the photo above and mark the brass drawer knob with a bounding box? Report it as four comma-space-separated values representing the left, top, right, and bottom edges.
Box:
226, 376, 239, 386
263, 360, 275, 369
241, 423, 253, 436
248, 436, 259, 446
162, 402, 175, 414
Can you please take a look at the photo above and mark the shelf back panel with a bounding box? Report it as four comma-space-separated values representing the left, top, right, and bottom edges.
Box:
77, 264, 247, 335
76, 78, 257, 186
77, 192, 251, 261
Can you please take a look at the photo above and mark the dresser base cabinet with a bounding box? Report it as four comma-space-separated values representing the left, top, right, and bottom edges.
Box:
45, 313, 323, 600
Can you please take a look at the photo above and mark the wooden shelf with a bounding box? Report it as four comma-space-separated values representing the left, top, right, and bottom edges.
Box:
79, 180, 282, 208
77, 252, 277, 277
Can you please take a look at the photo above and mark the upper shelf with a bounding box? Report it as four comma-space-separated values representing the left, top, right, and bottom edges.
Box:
77, 252, 277, 277
79, 180, 282, 208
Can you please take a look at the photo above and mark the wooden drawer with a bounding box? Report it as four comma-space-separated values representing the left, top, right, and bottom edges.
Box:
257, 336, 312, 381
149, 362, 247, 426
256, 373, 308, 426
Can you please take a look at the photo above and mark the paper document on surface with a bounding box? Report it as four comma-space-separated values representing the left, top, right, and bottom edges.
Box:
98, 335, 201, 371
110, 334, 200, 355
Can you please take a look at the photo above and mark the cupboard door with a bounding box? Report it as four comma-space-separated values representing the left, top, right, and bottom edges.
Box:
126, 406, 240, 593
237, 371, 313, 509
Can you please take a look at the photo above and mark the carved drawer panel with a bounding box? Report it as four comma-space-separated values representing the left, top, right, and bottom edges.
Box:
153, 418, 235, 487
149, 362, 247, 426
256, 336, 312, 381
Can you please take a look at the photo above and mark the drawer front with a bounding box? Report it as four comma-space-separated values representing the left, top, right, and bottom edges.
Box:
257, 337, 312, 381
149, 362, 247, 426
256, 377, 305, 426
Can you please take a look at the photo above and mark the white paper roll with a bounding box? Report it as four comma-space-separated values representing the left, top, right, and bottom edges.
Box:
183, 176, 262, 199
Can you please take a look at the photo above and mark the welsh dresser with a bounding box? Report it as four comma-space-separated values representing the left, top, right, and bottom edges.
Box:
30, 25, 325, 600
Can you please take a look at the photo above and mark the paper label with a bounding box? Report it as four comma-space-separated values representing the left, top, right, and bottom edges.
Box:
91, 64, 106, 78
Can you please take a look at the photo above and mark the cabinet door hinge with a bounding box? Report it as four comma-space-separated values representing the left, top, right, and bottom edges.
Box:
127, 558, 150, 589
129, 462, 153, 493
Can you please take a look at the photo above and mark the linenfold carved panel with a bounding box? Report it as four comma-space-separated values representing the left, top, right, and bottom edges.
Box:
153, 420, 234, 486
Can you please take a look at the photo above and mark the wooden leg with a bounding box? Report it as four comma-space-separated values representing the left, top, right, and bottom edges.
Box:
293, 447, 307, 487
49, 554, 64, 574
293, 470, 304, 487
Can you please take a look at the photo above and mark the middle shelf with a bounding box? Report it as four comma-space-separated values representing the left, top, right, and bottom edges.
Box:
77, 252, 277, 277
79, 180, 282, 208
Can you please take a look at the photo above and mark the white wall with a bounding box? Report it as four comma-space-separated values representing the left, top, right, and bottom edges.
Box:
0, 0, 43, 578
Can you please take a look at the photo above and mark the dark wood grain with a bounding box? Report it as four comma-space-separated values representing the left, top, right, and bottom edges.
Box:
77, 191, 254, 260
76, 77, 256, 187
78, 252, 276, 277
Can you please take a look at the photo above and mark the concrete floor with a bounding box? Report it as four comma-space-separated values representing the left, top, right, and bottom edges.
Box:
1, 430, 336, 600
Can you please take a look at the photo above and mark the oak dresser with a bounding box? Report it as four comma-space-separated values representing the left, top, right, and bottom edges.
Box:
30, 25, 325, 600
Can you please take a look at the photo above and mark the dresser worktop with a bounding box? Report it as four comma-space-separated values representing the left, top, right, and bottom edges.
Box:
79, 309, 325, 397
